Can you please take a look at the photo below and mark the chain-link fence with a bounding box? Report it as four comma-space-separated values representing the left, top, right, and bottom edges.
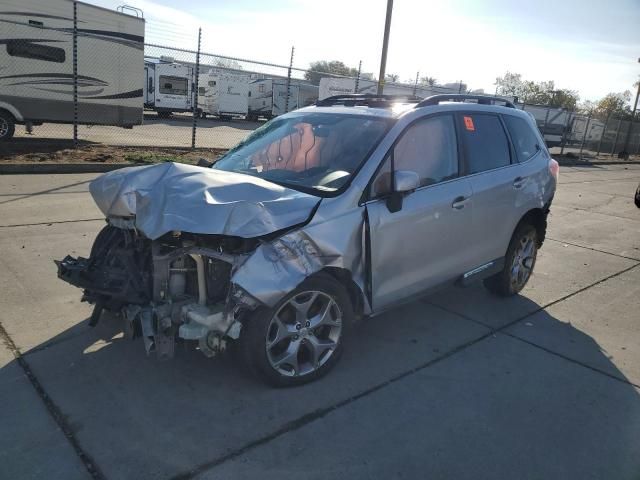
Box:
517, 103, 640, 160
1, 1, 638, 162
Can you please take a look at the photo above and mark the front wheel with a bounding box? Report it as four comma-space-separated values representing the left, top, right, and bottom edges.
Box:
484, 223, 538, 296
237, 274, 353, 387
0, 111, 15, 141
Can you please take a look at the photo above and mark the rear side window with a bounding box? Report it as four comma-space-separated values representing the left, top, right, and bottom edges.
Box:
6, 40, 65, 63
459, 114, 510, 174
503, 115, 540, 162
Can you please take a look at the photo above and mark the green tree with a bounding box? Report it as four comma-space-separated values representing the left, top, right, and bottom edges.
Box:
494, 72, 579, 109
385, 73, 400, 83
592, 91, 632, 118
304, 60, 359, 85
419, 76, 437, 86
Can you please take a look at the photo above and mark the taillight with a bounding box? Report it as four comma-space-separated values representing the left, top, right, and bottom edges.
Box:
549, 158, 559, 181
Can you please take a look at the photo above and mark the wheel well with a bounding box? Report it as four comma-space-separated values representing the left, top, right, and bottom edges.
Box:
517, 207, 548, 247
318, 267, 365, 320
0, 108, 16, 122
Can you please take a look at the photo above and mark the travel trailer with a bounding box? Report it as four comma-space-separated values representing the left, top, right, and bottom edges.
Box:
247, 78, 299, 120
197, 71, 249, 119
144, 58, 194, 117
317, 77, 453, 101
517, 104, 572, 148
0, 0, 144, 140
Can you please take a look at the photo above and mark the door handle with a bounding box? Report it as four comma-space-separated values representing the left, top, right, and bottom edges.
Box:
513, 176, 526, 189
452, 196, 469, 210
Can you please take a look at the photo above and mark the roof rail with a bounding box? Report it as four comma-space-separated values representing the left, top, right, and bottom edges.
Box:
415, 94, 516, 109
316, 94, 422, 108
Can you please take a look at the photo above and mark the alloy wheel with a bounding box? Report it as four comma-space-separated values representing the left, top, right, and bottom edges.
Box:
510, 231, 537, 290
265, 290, 342, 377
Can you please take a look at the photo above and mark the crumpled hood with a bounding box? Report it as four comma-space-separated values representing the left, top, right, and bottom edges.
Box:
89, 162, 320, 240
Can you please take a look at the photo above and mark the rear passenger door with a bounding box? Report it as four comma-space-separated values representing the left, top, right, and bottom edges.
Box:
457, 113, 522, 264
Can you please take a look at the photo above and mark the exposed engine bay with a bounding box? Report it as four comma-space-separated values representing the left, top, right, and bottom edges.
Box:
57, 225, 262, 359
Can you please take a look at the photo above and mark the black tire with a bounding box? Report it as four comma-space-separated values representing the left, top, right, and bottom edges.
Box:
635, 184, 640, 208
0, 110, 16, 141
237, 274, 353, 387
484, 223, 538, 297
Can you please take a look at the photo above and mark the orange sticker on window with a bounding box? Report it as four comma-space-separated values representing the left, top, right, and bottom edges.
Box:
464, 116, 475, 131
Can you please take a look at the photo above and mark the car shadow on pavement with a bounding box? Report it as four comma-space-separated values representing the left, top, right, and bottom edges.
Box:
3, 290, 640, 479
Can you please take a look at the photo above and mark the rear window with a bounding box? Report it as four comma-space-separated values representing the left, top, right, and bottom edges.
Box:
503, 115, 540, 162
459, 114, 511, 174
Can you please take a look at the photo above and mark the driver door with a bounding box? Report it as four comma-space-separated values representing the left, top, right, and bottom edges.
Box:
365, 114, 475, 311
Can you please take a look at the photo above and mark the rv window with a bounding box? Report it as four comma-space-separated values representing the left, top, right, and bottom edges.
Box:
6, 40, 65, 63
159, 76, 188, 95
198, 87, 206, 95
208, 81, 216, 87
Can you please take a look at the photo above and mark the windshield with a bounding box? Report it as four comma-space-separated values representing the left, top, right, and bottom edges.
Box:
212, 112, 391, 194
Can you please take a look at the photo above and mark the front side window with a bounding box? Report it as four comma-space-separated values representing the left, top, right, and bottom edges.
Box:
213, 112, 391, 194
503, 115, 540, 162
159, 76, 188, 95
371, 114, 458, 197
6, 40, 65, 63
458, 113, 511, 173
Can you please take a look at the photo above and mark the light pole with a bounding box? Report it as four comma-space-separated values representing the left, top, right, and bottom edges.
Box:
619, 57, 640, 159
377, 0, 393, 95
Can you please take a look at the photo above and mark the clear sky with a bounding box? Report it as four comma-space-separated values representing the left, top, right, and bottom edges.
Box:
90, 0, 640, 102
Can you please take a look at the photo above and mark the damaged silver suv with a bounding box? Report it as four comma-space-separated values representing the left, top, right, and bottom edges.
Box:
57, 94, 558, 386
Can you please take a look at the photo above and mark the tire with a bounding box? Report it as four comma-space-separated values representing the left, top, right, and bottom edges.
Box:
635, 184, 640, 208
0, 110, 16, 141
484, 223, 538, 297
237, 274, 353, 387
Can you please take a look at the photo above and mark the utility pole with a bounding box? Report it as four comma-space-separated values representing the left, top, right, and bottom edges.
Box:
619, 57, 640, 159
377, 0, 393, 95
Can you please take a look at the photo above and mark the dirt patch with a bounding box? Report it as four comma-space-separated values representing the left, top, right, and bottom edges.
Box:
0, 139, 227, 165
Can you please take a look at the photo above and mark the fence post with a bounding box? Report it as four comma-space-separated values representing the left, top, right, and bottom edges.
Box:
413, 71, 419, 96
355, 60, 362, 94
560, 110, 573, 156
285, 46, 294, 113
579, 113, 592, 159
611, 117, 623, 156
191, 27, 201, 150
72, 1, 78, 148
596, 112, 611, 157
542, 107, 550, 138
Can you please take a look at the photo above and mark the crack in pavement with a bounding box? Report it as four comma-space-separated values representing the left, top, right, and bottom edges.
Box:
0, 218, 104, 228
166, 263, 640, 480
546, 237, 640, 262
0, 321, 105, 480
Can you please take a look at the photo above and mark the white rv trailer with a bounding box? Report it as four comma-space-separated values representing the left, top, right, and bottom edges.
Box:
247, 78, 299, 120
0, 0, 144, 140
197, 71, 249, 119
517, 104, 572, 148
143, 58, 193, 117
318, 77, 452, 101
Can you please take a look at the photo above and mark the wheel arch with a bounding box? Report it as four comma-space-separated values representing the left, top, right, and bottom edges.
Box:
316, 267, 366, 320
0, 103, 23, 122
515, 206, 549, 248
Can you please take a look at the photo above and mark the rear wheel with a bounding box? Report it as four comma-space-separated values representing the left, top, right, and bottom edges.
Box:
484, 223, 538, 296
237, 274, 353, 387
0, 111, 15, 141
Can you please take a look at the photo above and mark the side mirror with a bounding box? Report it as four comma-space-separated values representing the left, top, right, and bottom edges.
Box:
386, 170, 419, 213
394, 170, 420, 193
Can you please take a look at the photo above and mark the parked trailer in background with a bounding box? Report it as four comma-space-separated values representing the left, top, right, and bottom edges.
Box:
517, 104, 571, 148
247, 78, 299, 120
144, 57, 193, 117
0, 0, 144, 141
197, 71, 249, 120
318, 77, 456, 101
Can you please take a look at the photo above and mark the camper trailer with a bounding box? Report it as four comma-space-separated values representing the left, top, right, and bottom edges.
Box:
197, 71, 249, 120
517, 104, 572, 148
0, 0, 144, 140
144, 58, 193, 117
247, 79, 299, 120
317, 77, 451, 101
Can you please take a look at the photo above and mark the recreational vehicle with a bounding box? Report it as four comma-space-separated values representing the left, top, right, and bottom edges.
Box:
247, 78, 299, 120
317, 77, 450, 101
0, 0, 144, 140
517, 104, 572, 148
144, 58, 193, 117
197, 71, 249, 120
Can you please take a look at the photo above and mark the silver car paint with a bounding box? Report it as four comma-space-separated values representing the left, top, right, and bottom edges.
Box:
88, 162, 321, 240
88, 103, 555, 318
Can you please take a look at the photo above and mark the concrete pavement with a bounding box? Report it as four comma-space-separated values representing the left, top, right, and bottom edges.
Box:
0, 164, 639, 479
